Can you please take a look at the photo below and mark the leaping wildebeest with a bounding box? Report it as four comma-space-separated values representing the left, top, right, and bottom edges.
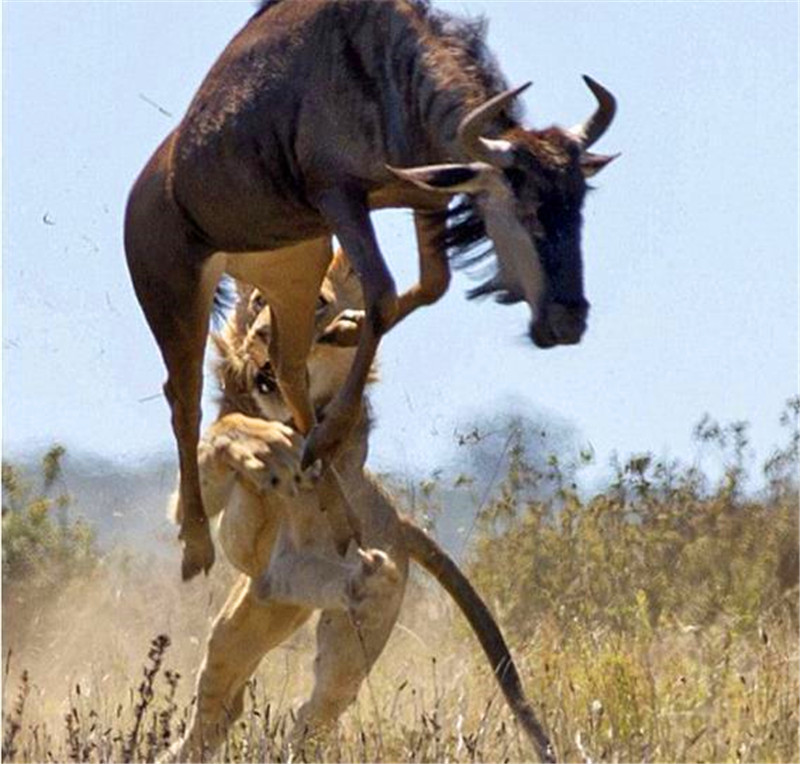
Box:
124, 0, 617, 581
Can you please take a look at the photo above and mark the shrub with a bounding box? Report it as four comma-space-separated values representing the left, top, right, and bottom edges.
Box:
2, 445, 97, 593
465, 400, 799, 642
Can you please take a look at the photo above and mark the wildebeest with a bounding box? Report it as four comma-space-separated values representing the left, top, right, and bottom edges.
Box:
124, 0, 617, 581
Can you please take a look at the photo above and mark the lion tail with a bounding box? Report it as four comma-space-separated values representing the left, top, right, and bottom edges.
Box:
399, 517, 555, 763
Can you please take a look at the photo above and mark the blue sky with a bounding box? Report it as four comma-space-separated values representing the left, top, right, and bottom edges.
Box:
3, 1, 798, 484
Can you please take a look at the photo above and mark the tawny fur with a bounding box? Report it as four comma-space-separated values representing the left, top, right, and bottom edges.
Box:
166, 251, 554, 762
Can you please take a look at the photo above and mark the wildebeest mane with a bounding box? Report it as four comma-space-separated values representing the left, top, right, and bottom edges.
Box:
250, 0, 520, 302
404, 1, 519, 301
411, 0, 519, 301
411, 1, 514, 123
432, 198, 518, 303
252, 0, 282, 19
212, 275, 238, 329
251, 1, 518, 126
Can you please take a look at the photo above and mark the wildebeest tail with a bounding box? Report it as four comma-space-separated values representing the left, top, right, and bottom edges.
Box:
399, 517, 556, 763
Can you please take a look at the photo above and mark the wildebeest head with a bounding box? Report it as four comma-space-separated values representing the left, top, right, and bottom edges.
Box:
391, 76, 617, 349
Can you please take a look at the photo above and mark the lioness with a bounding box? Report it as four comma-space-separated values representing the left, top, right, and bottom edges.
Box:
168, 251, 553, 762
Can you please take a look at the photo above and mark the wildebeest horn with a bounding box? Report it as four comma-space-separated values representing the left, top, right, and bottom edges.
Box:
458, 82, 532, 166
570, 75, 616, 149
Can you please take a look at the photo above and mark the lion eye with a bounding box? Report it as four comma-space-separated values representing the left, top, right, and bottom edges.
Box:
254, 365, 278, 395
315, 295, 329, 313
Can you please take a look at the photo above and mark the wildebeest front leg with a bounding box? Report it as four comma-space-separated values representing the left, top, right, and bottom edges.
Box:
302, 189, 398, 468
313, 211, 449, 349
393, 209, 450, 325
124, 159, 224, 580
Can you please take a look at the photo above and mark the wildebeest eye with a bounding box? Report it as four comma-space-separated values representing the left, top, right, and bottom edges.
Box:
254, 364, 278, 395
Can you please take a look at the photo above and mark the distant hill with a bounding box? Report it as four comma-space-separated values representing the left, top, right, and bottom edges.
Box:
4, 408, 580, 561
3, 449, 180, 555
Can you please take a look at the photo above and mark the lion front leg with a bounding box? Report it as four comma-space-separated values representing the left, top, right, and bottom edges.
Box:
167, 576, 312, 763
170, 413, 315, 528
199, 413, 320, 502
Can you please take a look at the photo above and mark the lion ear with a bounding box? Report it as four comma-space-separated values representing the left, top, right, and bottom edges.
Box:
210, 331, 234, 363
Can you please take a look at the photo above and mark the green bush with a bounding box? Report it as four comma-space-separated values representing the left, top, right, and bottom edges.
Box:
465, 399, 799, 642
2, 445, 97, 591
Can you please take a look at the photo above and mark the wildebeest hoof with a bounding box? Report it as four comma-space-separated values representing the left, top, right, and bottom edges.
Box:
180, 525, 216, 581
301, 404, 356, 469
301, 422, 339, 470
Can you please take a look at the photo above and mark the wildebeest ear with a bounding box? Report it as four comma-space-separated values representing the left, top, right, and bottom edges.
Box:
580, 151, 620, 178
387, 163, 492, 193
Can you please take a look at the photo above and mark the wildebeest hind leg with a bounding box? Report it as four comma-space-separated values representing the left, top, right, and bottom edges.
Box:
125, 192, 224, 579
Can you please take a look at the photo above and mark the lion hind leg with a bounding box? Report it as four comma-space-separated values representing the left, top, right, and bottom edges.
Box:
290, 568, 404, 752
171, 577, 312, 762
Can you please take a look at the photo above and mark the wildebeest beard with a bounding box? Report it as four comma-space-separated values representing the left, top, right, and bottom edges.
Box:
432, 198, 521, 305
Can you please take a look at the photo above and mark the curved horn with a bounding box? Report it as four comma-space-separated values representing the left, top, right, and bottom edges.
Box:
458, 82, 531, 166
570, 75, 617, 149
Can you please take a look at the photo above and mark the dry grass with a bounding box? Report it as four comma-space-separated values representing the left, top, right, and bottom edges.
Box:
2, 406, 798, 762
2, 560, 796, 763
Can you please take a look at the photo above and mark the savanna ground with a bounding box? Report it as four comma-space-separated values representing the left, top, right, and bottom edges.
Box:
2, 402, 798, 763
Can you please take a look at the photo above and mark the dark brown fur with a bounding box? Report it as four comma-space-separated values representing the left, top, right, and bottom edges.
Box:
124, 0, 615, 583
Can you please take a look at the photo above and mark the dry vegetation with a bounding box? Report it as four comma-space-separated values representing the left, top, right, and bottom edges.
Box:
2, 402, 798, 763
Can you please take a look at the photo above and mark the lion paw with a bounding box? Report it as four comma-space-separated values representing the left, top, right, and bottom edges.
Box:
204, 417, 321, 498
318, 309, 365, 347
